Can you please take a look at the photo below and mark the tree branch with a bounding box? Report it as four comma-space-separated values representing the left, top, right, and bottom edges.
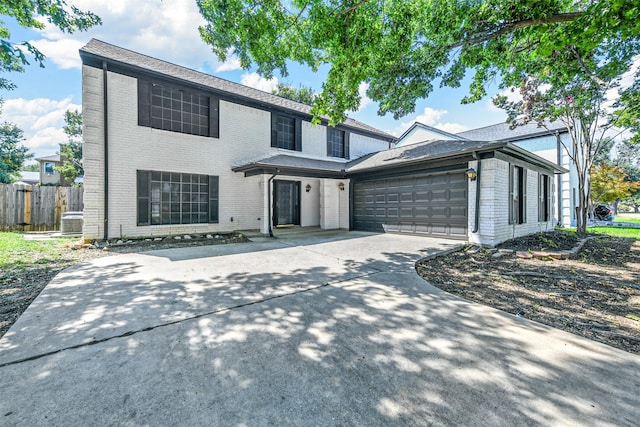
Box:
446, 12, 583, 49
570, 46, 607, 86
338, 0, 371, 16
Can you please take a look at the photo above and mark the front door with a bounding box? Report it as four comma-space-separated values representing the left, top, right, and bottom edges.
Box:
273, 180, 301, 226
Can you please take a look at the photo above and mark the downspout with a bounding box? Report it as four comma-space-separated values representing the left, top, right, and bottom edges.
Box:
556, 131, 563, 226
102, 61, 109, 241
267, 170, 279, 237
472, 153, 481, 233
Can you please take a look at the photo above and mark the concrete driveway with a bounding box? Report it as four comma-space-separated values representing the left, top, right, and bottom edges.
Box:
0, 231, 638, 426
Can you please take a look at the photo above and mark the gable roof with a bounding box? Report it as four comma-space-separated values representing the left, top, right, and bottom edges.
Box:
35, 154, 61, 162
456, 120, 567, 142
347, 138, 566, 174
79, 39, 395, 141
397, 122, 468, 143
233, 138, 567, 178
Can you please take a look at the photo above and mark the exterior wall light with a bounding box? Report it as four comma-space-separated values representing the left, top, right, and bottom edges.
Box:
338, 182, 345, 191
465, 168, 477, 181
305, 184, 311, 192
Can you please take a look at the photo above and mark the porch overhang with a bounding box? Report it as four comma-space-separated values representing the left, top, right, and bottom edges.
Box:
232, 154, 347, 178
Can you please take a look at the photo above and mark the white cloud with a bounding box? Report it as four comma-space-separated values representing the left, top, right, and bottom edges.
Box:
240, 72, 279, 93
2, 97, 80, 157
388, 107, 467, 137
356, 82, 372, 111
487, 88, 523, 113
215, 58, 242, 72
30, 0, 225, 71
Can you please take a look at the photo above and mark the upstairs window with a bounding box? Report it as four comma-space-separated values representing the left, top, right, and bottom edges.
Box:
138, 79, 219, 138
271, 113, 301, 151
327, 128, 350, 159
509, 165, 527, 224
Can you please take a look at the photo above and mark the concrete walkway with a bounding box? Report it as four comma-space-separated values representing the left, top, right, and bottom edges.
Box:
1, 232, 638, 426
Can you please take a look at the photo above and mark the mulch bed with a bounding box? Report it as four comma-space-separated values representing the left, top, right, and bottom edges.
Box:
416, 231, 640, 354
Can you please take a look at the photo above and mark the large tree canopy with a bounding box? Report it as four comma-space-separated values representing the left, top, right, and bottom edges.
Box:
0, 1, 101, 90
197, 0, 640, 124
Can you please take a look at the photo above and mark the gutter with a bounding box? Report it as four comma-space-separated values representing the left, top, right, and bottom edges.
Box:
102, 60, 109, 241
556, 132, 563, 226
472, 153, 481, 233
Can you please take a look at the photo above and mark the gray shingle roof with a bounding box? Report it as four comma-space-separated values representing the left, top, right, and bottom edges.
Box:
346, 139, 503, 172
233, 155, 346, 174
398, 122, 468, 142
456, 120, 567, 142
79, 39, 394, 140
35, 154, 61, 162
234, 138, 566, 176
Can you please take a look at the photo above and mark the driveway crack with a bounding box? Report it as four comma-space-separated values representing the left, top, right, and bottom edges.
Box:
0, 270, 382, 368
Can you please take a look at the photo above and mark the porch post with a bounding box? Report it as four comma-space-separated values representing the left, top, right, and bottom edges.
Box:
261, 174, 270, 235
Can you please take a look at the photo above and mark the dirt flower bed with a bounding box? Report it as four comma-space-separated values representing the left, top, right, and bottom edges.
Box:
416, 231, 640, 354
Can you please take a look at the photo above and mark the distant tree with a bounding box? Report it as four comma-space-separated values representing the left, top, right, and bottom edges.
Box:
590, 163, 639, 206
272, 83, 316, 105
55, 110, 83, 183
0, 122, 32, 183
22, 163, 39, 172
620, 194, 640, 213
0, 1, 101, 89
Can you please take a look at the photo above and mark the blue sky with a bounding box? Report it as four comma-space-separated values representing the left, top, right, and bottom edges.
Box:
2, 0, 508, 162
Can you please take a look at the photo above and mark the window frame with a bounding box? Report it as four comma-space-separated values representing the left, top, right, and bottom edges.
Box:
538, 173, 552, 222
137, 170, 219, 226
138, 78, 219, 138
271, 112, 302, 151
327, 127, 350, 159
509, 164, 527, 225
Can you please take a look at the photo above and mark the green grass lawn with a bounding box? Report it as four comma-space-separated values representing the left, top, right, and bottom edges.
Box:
0, 232, 77, 270
615, 214, 640, 224
586, 226, 640, 239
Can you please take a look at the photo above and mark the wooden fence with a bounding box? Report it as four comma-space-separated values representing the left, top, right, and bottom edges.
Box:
0, 184, 84, 232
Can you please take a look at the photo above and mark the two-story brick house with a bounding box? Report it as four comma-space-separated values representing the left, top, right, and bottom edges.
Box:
80, 39, 565, 246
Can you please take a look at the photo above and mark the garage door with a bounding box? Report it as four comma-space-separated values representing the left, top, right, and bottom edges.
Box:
353, 171, 468, 239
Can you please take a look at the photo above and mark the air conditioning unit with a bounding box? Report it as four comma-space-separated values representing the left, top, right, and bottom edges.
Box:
61, 211, 83, 234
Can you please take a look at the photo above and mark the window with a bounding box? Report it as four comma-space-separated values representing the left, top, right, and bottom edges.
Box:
44, 162, 55, 175
138, 79, 219, 138
327, 128, 350, 159
137, 170, 218, 226
271, 113, 301, 151
538, 173, 552, 222
509, 165, 527, 224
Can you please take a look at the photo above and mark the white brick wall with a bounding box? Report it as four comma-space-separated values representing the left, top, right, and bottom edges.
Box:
469, 158, 555, 247
350, 133, 390, 159
82, 68, 386, 239
319, 179, 350, 230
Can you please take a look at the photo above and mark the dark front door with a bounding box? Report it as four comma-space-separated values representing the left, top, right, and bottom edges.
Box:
273, 180, 301, 226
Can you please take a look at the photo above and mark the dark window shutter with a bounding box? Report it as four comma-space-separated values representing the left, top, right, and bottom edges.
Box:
547, 177, 553, 221
344, 132, 350, 160
271, 113, 278, 147
508, 164, 514, 224
522, 168, 527, 223
209, 175, 219, 223
137, 170, 150, 225
138, 79, 151, 127
295, 118, 302, 151
209, 97, 219, 138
